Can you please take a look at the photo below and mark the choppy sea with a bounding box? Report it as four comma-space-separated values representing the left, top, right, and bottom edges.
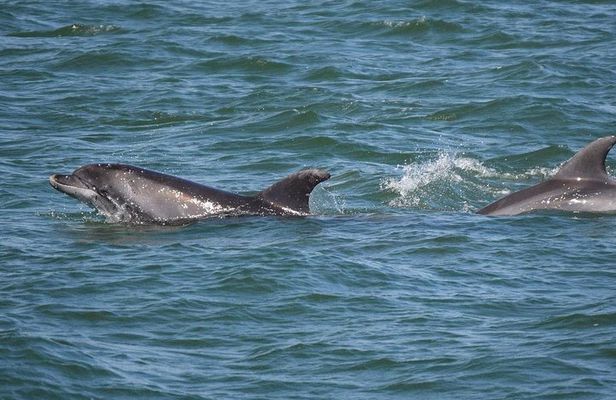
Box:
2, 1, 615, 398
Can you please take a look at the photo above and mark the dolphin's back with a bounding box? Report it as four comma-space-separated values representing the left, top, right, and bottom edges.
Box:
85, 164, 250, 222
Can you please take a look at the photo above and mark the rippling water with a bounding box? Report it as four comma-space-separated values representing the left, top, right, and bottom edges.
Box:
2, 1, 616, 398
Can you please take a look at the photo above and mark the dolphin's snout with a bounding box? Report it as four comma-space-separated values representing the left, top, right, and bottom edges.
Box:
49, 174, 71, 188
49, 174, 62, 189
49, 173, 89, 194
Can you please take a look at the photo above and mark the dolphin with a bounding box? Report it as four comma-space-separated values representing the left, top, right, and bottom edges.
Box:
49, 163, 330, 224
477, 136, 616, 216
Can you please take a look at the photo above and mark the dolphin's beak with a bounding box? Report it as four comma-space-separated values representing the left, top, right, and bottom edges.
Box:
50, 174, 82, 191
49, 174, 68, 189
49, 173, 95, 201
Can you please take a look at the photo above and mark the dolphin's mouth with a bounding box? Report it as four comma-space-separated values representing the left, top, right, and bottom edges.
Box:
49, 173, 97, 200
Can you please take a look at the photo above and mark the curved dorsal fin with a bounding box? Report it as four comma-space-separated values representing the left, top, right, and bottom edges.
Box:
258, 169, 330, 214
553, 136, 616, 181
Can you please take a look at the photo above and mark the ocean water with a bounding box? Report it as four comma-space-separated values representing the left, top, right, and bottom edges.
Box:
1, 1, 616, 398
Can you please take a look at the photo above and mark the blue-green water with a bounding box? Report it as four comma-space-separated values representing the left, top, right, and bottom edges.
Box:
2, 1, 616, 398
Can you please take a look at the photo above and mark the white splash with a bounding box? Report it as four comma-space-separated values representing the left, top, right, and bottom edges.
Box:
381, 16, 428, 29
381, 152, 560, 208
382, 153, 488, 207
311, 185, 346, 215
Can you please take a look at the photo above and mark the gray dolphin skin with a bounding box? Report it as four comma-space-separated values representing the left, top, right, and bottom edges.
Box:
50, 164, 330, 224
477, 136, 616, 216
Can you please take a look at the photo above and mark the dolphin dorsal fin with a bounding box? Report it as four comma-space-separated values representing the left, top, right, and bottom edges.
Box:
553, 136, 616, 181
258, 169, 331, 214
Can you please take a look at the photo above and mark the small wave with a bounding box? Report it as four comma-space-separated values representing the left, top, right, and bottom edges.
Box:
53, 51, 143, 72
536, 311, 616, 330
426, 96, 530, 122
317, 16, 464, 38
426, 111, 458, 121
197, 56, 293, 73
413, 0, 490, 13
272, 135, 338, 149
374, 17, 464, 36
243, 109, 321, 133
128, 111, 220, 128
304, 66, 345, 81
425, 96, 572, 128
470, 30, 518, 48
272, 109, 320, 127
491, 60, 543, 80
208, 34, 270, 47
10, 24, 121, 37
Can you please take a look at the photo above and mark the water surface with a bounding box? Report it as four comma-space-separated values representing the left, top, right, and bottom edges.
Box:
1, 1, 616, 399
